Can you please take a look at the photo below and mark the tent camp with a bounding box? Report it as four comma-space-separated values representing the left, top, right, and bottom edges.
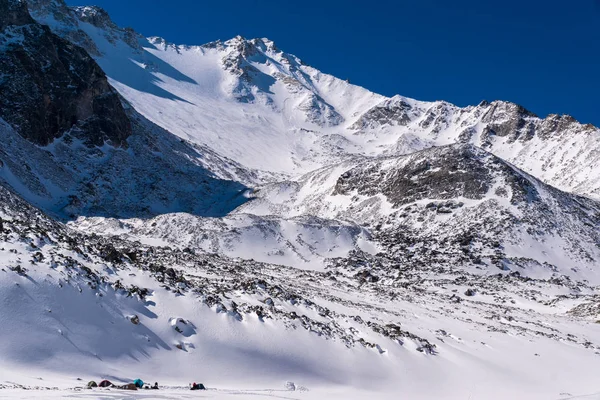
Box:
118, 383, 138, 391
191, 383, 206, 390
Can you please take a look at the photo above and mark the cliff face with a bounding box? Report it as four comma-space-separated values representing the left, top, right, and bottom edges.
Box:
0, 0, 131, 147
0, 0, 35, 29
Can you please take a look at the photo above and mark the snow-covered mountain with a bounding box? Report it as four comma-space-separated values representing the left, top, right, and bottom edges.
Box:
253, 143, 600, 279
0, 0, 599, 398
24, 0, 600, 201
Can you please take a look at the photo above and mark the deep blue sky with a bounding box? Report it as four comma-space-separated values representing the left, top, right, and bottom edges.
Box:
65, 0, 600, 125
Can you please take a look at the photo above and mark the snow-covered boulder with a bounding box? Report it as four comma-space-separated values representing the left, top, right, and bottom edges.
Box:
169, 318, 196, 337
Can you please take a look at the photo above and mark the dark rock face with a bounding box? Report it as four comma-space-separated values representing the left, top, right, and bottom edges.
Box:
0, 0, 34, 30
480, 101, 538, 143
0, 0, 131, 147
334, 145, 493, 206
351, 98, 414, 130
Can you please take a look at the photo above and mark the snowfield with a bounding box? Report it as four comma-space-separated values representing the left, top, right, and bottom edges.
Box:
0, 0, 598, 398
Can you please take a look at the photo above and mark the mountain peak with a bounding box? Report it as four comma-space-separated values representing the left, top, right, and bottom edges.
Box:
72, 5, 117, 29
222, 35, 291, 62
249, 37, 278, 52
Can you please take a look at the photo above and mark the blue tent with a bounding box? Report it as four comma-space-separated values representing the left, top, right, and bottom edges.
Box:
133, 379, 144, 388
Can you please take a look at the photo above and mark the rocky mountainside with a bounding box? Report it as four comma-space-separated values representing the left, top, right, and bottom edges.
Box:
184, 144, 598, 282
72, 212, 377, 270
1, 165, 600, 398
0, 0, 129, 147
355, 97, 600, 199
0, 0, 599, 398
0, 0, 259, 219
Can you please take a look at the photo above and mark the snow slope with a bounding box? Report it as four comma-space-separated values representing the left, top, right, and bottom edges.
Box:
71, 213, 378, 270
0, 184, 599, 399
0, 111, 252, 219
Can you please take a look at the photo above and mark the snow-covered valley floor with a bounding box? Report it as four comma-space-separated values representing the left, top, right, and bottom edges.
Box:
0, 386, 373, 400
0, 388, 385, 400
2, 385, 600, 400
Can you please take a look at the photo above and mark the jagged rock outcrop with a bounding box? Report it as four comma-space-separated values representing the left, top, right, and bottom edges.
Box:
0, 0, 131, 147
218, 35, 344, 126
0, 0, 35, 29
72, 5, 117, 30
350, 96, 417, 130
24, 0, 100, 54
334, 145, 494, 205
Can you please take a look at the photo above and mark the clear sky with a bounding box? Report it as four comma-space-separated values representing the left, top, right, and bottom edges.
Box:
65, 0, 600, 125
